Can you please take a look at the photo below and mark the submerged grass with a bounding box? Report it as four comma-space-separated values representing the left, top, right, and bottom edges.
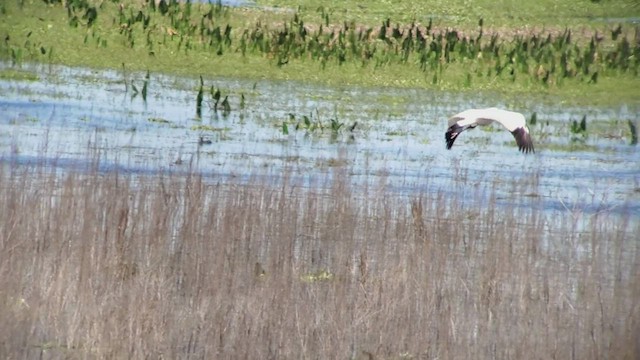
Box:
0, 158, 638, 358
0, 68, 39, 81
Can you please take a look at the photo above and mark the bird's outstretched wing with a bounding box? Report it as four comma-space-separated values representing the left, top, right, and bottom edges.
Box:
477, 113, 535, 153
446, 108, 535, 153
510, 127, 535, 153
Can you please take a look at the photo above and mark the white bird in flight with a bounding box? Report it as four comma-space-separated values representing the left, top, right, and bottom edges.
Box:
445, 107, 535, 153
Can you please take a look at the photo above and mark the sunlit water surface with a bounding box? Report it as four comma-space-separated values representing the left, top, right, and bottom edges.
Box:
1, 63, 638, 223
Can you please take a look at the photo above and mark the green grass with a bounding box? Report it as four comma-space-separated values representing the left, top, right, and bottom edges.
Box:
256, 0, 640, 27
0, 0, 638, 107
0, 68, 39, 81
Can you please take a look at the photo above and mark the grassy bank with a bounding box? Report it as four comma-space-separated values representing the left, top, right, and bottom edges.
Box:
0, 159, 638, 358
256, 0, 640, 28
0, 0, 639, 106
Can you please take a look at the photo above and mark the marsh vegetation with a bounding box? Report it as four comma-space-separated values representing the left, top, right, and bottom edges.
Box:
1, 158, 638, 358
1, 1, 639, 358
1, 0, 639, 104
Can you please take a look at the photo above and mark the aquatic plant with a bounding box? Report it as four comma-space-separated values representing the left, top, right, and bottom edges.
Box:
190, 124, 227, 132
220, 95, 231, 117
210, 86, 221, 111
148, 117, 171, 124
195, 76, 240, 118
629, 119, 638, 145
141, 70, 149, 102
196, 75, 204, 118
128, 69, 151, 102
283, 110, 353, 140
570, 114, 588, 143
571, 114, 587, 134
330, 118, 344, 133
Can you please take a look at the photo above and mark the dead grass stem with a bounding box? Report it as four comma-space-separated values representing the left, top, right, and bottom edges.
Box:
0, 160, 638, 359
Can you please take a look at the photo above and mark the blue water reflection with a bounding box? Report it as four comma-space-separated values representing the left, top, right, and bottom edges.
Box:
1, 62, 638, 220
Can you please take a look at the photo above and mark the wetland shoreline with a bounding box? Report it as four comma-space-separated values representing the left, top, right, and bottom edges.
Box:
1, 0, 639, 106
1, 1, 639, 358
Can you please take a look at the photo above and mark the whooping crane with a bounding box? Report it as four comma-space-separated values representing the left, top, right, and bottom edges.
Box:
445, 107, 535, 153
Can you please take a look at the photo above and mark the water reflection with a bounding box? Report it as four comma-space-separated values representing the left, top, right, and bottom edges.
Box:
0, 62, 638, 218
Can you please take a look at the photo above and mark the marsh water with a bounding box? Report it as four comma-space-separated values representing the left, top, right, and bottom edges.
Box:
1, 62, 639, 218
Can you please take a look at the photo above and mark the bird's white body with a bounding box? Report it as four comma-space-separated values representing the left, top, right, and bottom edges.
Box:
445, 107, 534, 153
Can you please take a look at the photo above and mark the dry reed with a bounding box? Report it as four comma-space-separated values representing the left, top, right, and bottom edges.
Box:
0, 159, 638, 359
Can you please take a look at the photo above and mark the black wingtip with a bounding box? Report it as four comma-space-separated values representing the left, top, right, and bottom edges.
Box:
511, 127, 535, 154
445, 124, 462, 150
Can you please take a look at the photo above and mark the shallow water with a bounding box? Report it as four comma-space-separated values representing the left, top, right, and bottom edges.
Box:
1, 62, 639, 218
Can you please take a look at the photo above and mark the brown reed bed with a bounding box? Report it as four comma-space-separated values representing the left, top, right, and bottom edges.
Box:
0, 160, 638, 359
